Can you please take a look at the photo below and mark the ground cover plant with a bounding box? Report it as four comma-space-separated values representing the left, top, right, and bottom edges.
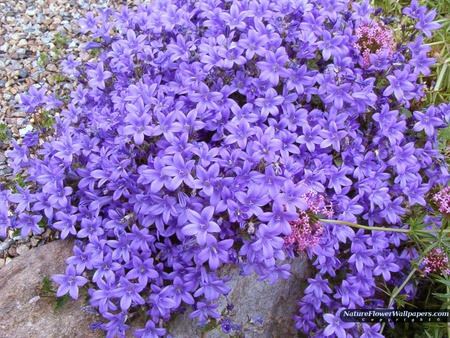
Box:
1, 0, 450, 337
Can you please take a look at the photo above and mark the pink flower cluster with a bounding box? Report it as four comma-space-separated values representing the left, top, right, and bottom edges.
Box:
284, 190, 333, 251
423, 248, 450, 275
354, 21, 395, 68
434, 186, 450, 214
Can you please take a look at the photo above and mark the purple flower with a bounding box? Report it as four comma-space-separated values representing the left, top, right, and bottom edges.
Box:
123, 112, 153, 145
183, 206, 221, 246
189, 82, 222, 114
172, 276, 195, 307
257, 47, 290, 86
91, 252, 122, 283
89, 276, 118, 314
360, 323, 384, 338
373, 253, 400, 281
334, 280, 363, 307
305, 275, 332, 299
137, 158, 172, 193
17, 213, 42, 237
53, 212, 77, 239
161, 153, 196, 190
87, 62, 112, 90
383, 67, 415, 101
380, 197, 405, 224
134, 320, 166, 338
402, 0, 427, 19
416, 10, 441, 37
197, 239, 233, 270
220, 3, 248, 30
52, 265, 87, 299
148, 285, 176, 321
238, 29, 269, 59
254, 88, 284, 117
224, 118, 255, 148
413, 106, 443, 136
297, 124, 322, 152
319, 121, 347, 152
317, 30, 346, 61
323, 309, 355, 336
111, 276, 146, 311
66, 245, 92, 274
61, 55, 81, 77
348, 248, 375, 273
78, 11, 99, 33
19, 85, 46, 113
250, 224, 285, 262
189, 301, 221, 325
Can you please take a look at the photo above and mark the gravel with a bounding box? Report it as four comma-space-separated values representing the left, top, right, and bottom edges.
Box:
0, 0, 135, 265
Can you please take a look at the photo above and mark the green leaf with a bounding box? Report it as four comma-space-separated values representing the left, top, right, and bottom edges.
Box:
200, 320, 217, 332
41, 275, 55, 295
55, 294, 70, 312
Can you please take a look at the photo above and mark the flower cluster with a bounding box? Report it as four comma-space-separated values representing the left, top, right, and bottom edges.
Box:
354, 21, 394, 68
434, 186, 450, 214
1, 0, 449, 337
284, 189, 331, 251
422, 248, 450, 276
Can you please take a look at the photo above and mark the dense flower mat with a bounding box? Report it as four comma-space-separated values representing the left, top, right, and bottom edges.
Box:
1, 0, 450, 337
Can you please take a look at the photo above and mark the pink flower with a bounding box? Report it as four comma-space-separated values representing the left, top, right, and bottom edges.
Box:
423, 248, 450, 275
434, 186, 450, 214
354, 21, 395, 68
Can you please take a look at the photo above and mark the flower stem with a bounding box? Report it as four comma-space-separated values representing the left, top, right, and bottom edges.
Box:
319, 219, 411, 233
319, 219, 450, 235
379, 263, 420, 335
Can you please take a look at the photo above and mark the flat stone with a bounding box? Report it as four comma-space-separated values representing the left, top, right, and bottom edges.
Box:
167, 255, 311, 337
19, 125, 33, 137
0, 240, 102, 338
0, 167, 13, 176
17, 39, 27, 48
0, 239, 13, 251
15, 244, 30, 255
25, 8, 37, 16
40, 36, 52, 44
18, 69, 28, 78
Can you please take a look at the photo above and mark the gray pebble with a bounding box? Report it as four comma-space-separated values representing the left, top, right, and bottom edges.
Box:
0, 239, 13, 251
0, 167, 13, 175
18, 68, 28, 78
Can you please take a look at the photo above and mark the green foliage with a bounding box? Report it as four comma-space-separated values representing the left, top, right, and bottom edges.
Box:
370, 0, 450, 104
199, 320, 217, 333
54, 33, 69, 49
36, 275, 71, 313
55, 294, 71, 312
40, 110, 56, 130
37, 52, 48, 68
52, 74, 67, 83
89, 48, 102, 58
40, 275, 56, 296
0, 123, 9, 141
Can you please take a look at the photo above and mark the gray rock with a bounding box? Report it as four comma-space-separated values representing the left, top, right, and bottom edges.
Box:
0, 167, 13, 176
0, 236, 311, 338
18, 68, 28, 78
167, 255, 311, 338
0, 239, 13, 251
0, 240, 102, 338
